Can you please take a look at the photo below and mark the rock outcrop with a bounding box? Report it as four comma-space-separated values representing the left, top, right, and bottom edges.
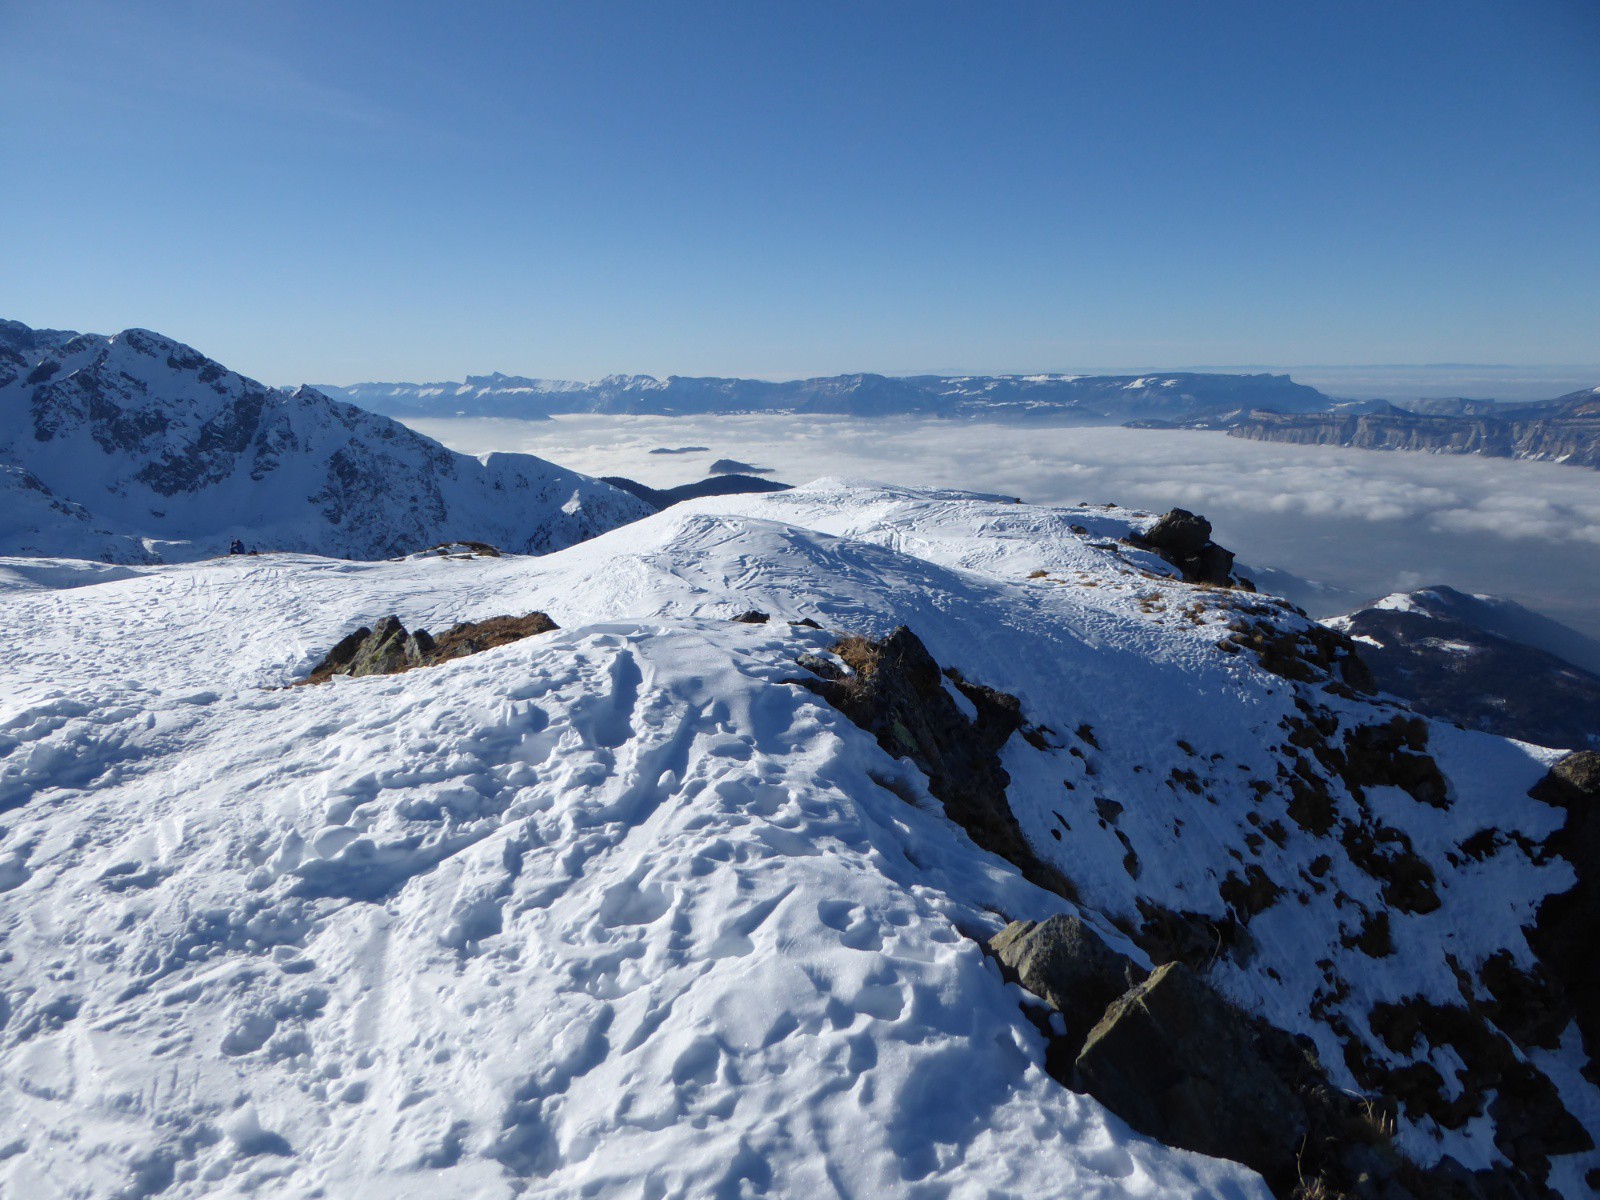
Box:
301, 613, 559, 683
1528, 752, 1600, 1082
994, 923, 1560, 1200
1077, 961, 1381, 1197
1129, 508, 1242, 586
800, 626, 1075, 898
989, 915, 1142, 1066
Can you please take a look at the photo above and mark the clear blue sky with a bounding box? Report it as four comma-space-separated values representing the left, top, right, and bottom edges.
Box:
2, 0, 1597, 384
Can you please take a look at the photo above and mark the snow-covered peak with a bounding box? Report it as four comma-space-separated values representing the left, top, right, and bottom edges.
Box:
0, 318, 653, 561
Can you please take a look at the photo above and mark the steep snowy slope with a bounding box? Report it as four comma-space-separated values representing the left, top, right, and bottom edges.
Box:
0, 320, 651, 561
1, 482, 1594, 1198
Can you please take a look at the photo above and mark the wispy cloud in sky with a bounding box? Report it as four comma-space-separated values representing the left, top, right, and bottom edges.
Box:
3, 3, 383, 127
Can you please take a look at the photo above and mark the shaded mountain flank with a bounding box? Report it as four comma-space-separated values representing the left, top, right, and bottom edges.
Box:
1326, 588, 1600, 751
601, 473, 793, 511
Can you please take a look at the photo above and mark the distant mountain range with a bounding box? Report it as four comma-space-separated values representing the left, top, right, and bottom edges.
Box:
320, 368, 1600, 471
0, 320, 650, 562
316, 370, 1334, 422
1226, 389, 1600, 470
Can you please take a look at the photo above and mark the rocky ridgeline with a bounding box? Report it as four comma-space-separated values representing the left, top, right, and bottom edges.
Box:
788, 618, 1597, 1200
1127, 507, 1246, 587
284, 498, 1595, 1200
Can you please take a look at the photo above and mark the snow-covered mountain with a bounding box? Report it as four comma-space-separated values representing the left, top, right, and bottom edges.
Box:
1326, 587, 1600, 749
319, 370, 1334, 422
0, 320, 652, 562
1, 480, 1595, 1199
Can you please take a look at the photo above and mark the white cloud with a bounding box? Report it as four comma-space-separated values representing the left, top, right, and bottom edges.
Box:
407, 415, 1600, 640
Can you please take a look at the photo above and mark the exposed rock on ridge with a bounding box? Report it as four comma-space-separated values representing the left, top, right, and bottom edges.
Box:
1129, 507, 1245, 587
302, 612, 559, 683
799, 625, 1076, 898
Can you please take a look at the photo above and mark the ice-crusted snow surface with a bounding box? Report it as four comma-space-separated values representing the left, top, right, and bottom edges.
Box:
0, 320, 652, 562
1, 480, 1594, 1198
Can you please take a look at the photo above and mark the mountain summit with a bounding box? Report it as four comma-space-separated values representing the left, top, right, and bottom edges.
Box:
0, 320, 651, 562
1, 479, 1595, 1198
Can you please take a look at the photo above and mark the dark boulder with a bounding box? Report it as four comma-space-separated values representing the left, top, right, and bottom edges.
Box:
1130, 508, 1240, 587
1073, 962, 1319, 1193
988, 915, 1142, 1067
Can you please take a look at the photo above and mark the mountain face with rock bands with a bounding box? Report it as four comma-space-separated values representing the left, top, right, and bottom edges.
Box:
318, 370, 1334, 422
0, 319, 652, 562
1226, 390, 1600, 470
2, 478, 1597, 1200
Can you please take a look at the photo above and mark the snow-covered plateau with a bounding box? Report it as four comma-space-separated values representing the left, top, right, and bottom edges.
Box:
0, 320, 652, 562
1, 479, 1596, 1200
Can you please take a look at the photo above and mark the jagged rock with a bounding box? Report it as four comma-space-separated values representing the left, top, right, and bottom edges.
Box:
1225, 614, 1376, 694
992, 945, 1553, 1200
1074, 962, 1320, 1193
1528, 751, 1600, 1082
301, 612, 558, 684
731, 610, 770, 624
988, 915, 1142, 1065
1131, 508, 1240, 586
803, 626, 1074, 898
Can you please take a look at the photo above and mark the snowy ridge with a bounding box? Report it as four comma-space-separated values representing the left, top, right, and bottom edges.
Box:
0, 320, 652, 562
0, 481, 1595, 1197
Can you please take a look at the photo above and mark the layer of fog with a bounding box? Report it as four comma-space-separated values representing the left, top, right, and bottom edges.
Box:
407, 414, 1600, 641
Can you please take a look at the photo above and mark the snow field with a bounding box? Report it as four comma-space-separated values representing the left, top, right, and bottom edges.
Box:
1, 479, 1594, 1196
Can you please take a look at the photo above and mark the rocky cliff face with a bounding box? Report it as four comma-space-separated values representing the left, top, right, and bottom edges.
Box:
0, 319, 652, 561
1227, 392, 1600, 470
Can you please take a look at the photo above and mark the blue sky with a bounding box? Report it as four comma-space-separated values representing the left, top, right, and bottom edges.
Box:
2, 0, 1596, 384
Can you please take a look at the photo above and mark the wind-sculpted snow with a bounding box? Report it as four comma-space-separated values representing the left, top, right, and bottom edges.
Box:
0, 320, 652, 562
0, 480, 1595, 1197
